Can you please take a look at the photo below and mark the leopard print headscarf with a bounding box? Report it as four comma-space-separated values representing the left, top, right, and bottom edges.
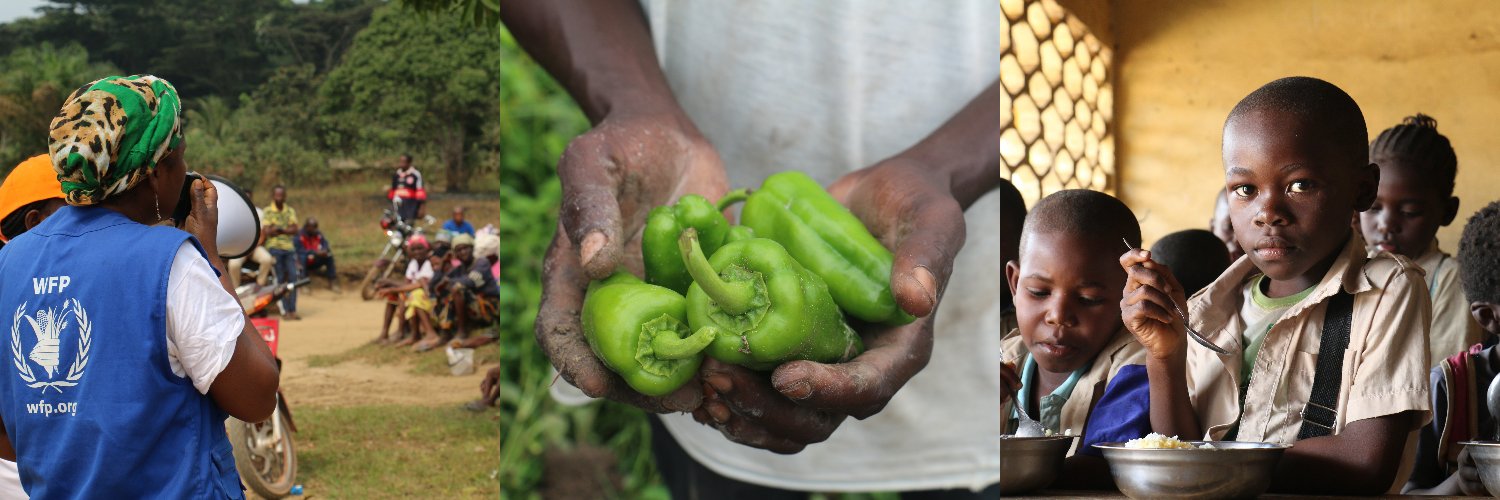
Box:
47, 75, 182, 206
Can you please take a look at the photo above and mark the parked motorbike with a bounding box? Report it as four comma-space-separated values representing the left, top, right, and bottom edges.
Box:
358, 200, 435, 300
228, 277, 308, 499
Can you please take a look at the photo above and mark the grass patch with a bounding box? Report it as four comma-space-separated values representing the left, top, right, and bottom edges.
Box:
293, 404, 499, 498
306, 342, 499, 377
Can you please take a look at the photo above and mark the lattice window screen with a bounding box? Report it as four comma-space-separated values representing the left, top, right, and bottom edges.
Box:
1001, 0, 1115, 207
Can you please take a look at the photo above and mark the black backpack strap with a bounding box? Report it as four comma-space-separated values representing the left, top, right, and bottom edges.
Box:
1298, 291, 1355, 440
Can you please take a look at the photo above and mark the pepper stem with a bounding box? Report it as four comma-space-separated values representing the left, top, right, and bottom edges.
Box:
679, 228, 757, 315
652, 326, 717, 360
716, 188, 751, 212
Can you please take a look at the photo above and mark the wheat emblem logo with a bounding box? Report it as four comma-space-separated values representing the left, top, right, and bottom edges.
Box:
11, 299, 92, 393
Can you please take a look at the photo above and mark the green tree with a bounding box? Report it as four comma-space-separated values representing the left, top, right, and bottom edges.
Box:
0, 42, 118, 172
398, 0, 499, 29
255, 0, 381, 75
1, 0, 287, 100
319, 4, 499, 192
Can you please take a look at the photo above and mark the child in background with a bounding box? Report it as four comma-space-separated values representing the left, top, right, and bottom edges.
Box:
1000, 178, 1026, 335
1122, 77, 1431, 495
1406, 201, 1500, 495
1211, 187, 1245, 262
1359, 114, 1481, 367
1149, 228, 1233, 298
1002, 189, 1151, 489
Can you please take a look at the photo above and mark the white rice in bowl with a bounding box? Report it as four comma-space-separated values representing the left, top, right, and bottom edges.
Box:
1124, 432, 1198, 449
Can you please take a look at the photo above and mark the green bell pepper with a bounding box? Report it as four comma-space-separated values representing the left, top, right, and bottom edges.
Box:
723, 225, 755, 244
679, 228, 862, 371
581, 272, 717, 396
642, 189, 750, 294
740, 171, 915, 325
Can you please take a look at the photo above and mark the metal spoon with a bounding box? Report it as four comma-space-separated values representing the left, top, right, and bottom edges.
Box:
1123, 239, 1231, 355
1009, 384, 1048, 438
1488, 375, 1500, 441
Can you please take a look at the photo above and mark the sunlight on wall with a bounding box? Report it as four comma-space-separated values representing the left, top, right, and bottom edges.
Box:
1001, 0, 1114, 208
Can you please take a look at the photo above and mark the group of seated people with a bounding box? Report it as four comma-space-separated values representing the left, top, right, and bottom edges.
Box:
373, 214, 500, 353
1001, 76, 1500, 496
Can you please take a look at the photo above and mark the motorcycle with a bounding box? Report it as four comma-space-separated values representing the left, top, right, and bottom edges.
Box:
228, 277, 308, 499
358, 199, 435, 300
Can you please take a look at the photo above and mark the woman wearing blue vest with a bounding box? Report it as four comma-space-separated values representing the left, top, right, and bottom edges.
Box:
0, 75, 280, 498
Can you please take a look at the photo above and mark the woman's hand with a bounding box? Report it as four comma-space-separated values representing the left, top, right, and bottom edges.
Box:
181, 179, 221, 258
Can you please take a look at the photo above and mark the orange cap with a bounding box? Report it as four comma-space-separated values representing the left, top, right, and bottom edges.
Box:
0, 155, 64, 242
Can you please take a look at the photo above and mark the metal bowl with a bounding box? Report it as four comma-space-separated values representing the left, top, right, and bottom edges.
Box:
1093, 441, 1290, 499
1000, 435, 1076, 495
1461, 441, 1500, 496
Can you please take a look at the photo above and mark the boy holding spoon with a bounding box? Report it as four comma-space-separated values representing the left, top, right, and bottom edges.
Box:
1003, 189, 1155, 488
1122, 76, 1432, 495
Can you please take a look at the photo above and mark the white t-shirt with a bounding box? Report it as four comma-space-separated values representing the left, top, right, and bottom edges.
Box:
164, 242, 246, 395
406, 259, 434, 282
554, 1, 1000, 492
0, 459, 22, 499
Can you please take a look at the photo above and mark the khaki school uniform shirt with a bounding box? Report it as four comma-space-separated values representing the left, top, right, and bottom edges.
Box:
1185, 232, 1432, 446
1002, 327, 1146, 455
1412, 241, 1483, 367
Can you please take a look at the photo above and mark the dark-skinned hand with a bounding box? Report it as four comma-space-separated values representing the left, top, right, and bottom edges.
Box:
1459, 445, 1488, 496
693, 157, 964, 452
535, 112, 728, 414
1120, 248, 1191, 361
1000, 360, 1020, 407
180, 179, 221, 259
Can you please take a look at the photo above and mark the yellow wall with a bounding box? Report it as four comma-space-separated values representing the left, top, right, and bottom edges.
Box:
1114, 0, 1500, 249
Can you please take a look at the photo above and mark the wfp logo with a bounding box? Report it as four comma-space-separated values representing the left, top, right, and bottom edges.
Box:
10, 299, 92, 394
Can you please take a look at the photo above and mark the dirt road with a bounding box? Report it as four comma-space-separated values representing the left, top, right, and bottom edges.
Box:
274, 288, 488, 408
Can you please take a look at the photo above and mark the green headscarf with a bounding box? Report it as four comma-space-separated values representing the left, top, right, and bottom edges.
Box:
47, 75, 183, 206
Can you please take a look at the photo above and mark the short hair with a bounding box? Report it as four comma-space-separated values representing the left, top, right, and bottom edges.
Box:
1150, 229, 1231, 297
1000, 179, 1026, 259
1370, 113, 1457, 196
305, 217, 319, 227
400, 153, 412, 162
0, 200, 49, 241
1226, 76, 1368, 169
272, 184, 286, 193
1020, 189, 1141, 257
1458, 200, 1500, 304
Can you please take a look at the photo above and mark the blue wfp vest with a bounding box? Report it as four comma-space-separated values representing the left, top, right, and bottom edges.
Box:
0, 206, 243, 498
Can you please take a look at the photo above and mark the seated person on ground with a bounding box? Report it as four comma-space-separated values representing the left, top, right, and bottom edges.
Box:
295, 217, 340, 292
443, 206, 475, 236
373, 235, 434, 346
428, 233, 499, 352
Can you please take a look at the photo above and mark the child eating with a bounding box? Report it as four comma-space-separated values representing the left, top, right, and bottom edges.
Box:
1359, 114, 1481, 367
1122, 76, 1432, 495
1406, 200, 1500, 495
1003, 189, 1152, 489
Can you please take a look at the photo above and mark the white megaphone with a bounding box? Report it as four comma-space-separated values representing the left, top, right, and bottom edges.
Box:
171, 172, 262, 259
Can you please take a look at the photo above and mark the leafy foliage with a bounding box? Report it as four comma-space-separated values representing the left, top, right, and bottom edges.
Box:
0, 42, 118, 172
398, 0, 500, 29
320, 3, 501, 192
